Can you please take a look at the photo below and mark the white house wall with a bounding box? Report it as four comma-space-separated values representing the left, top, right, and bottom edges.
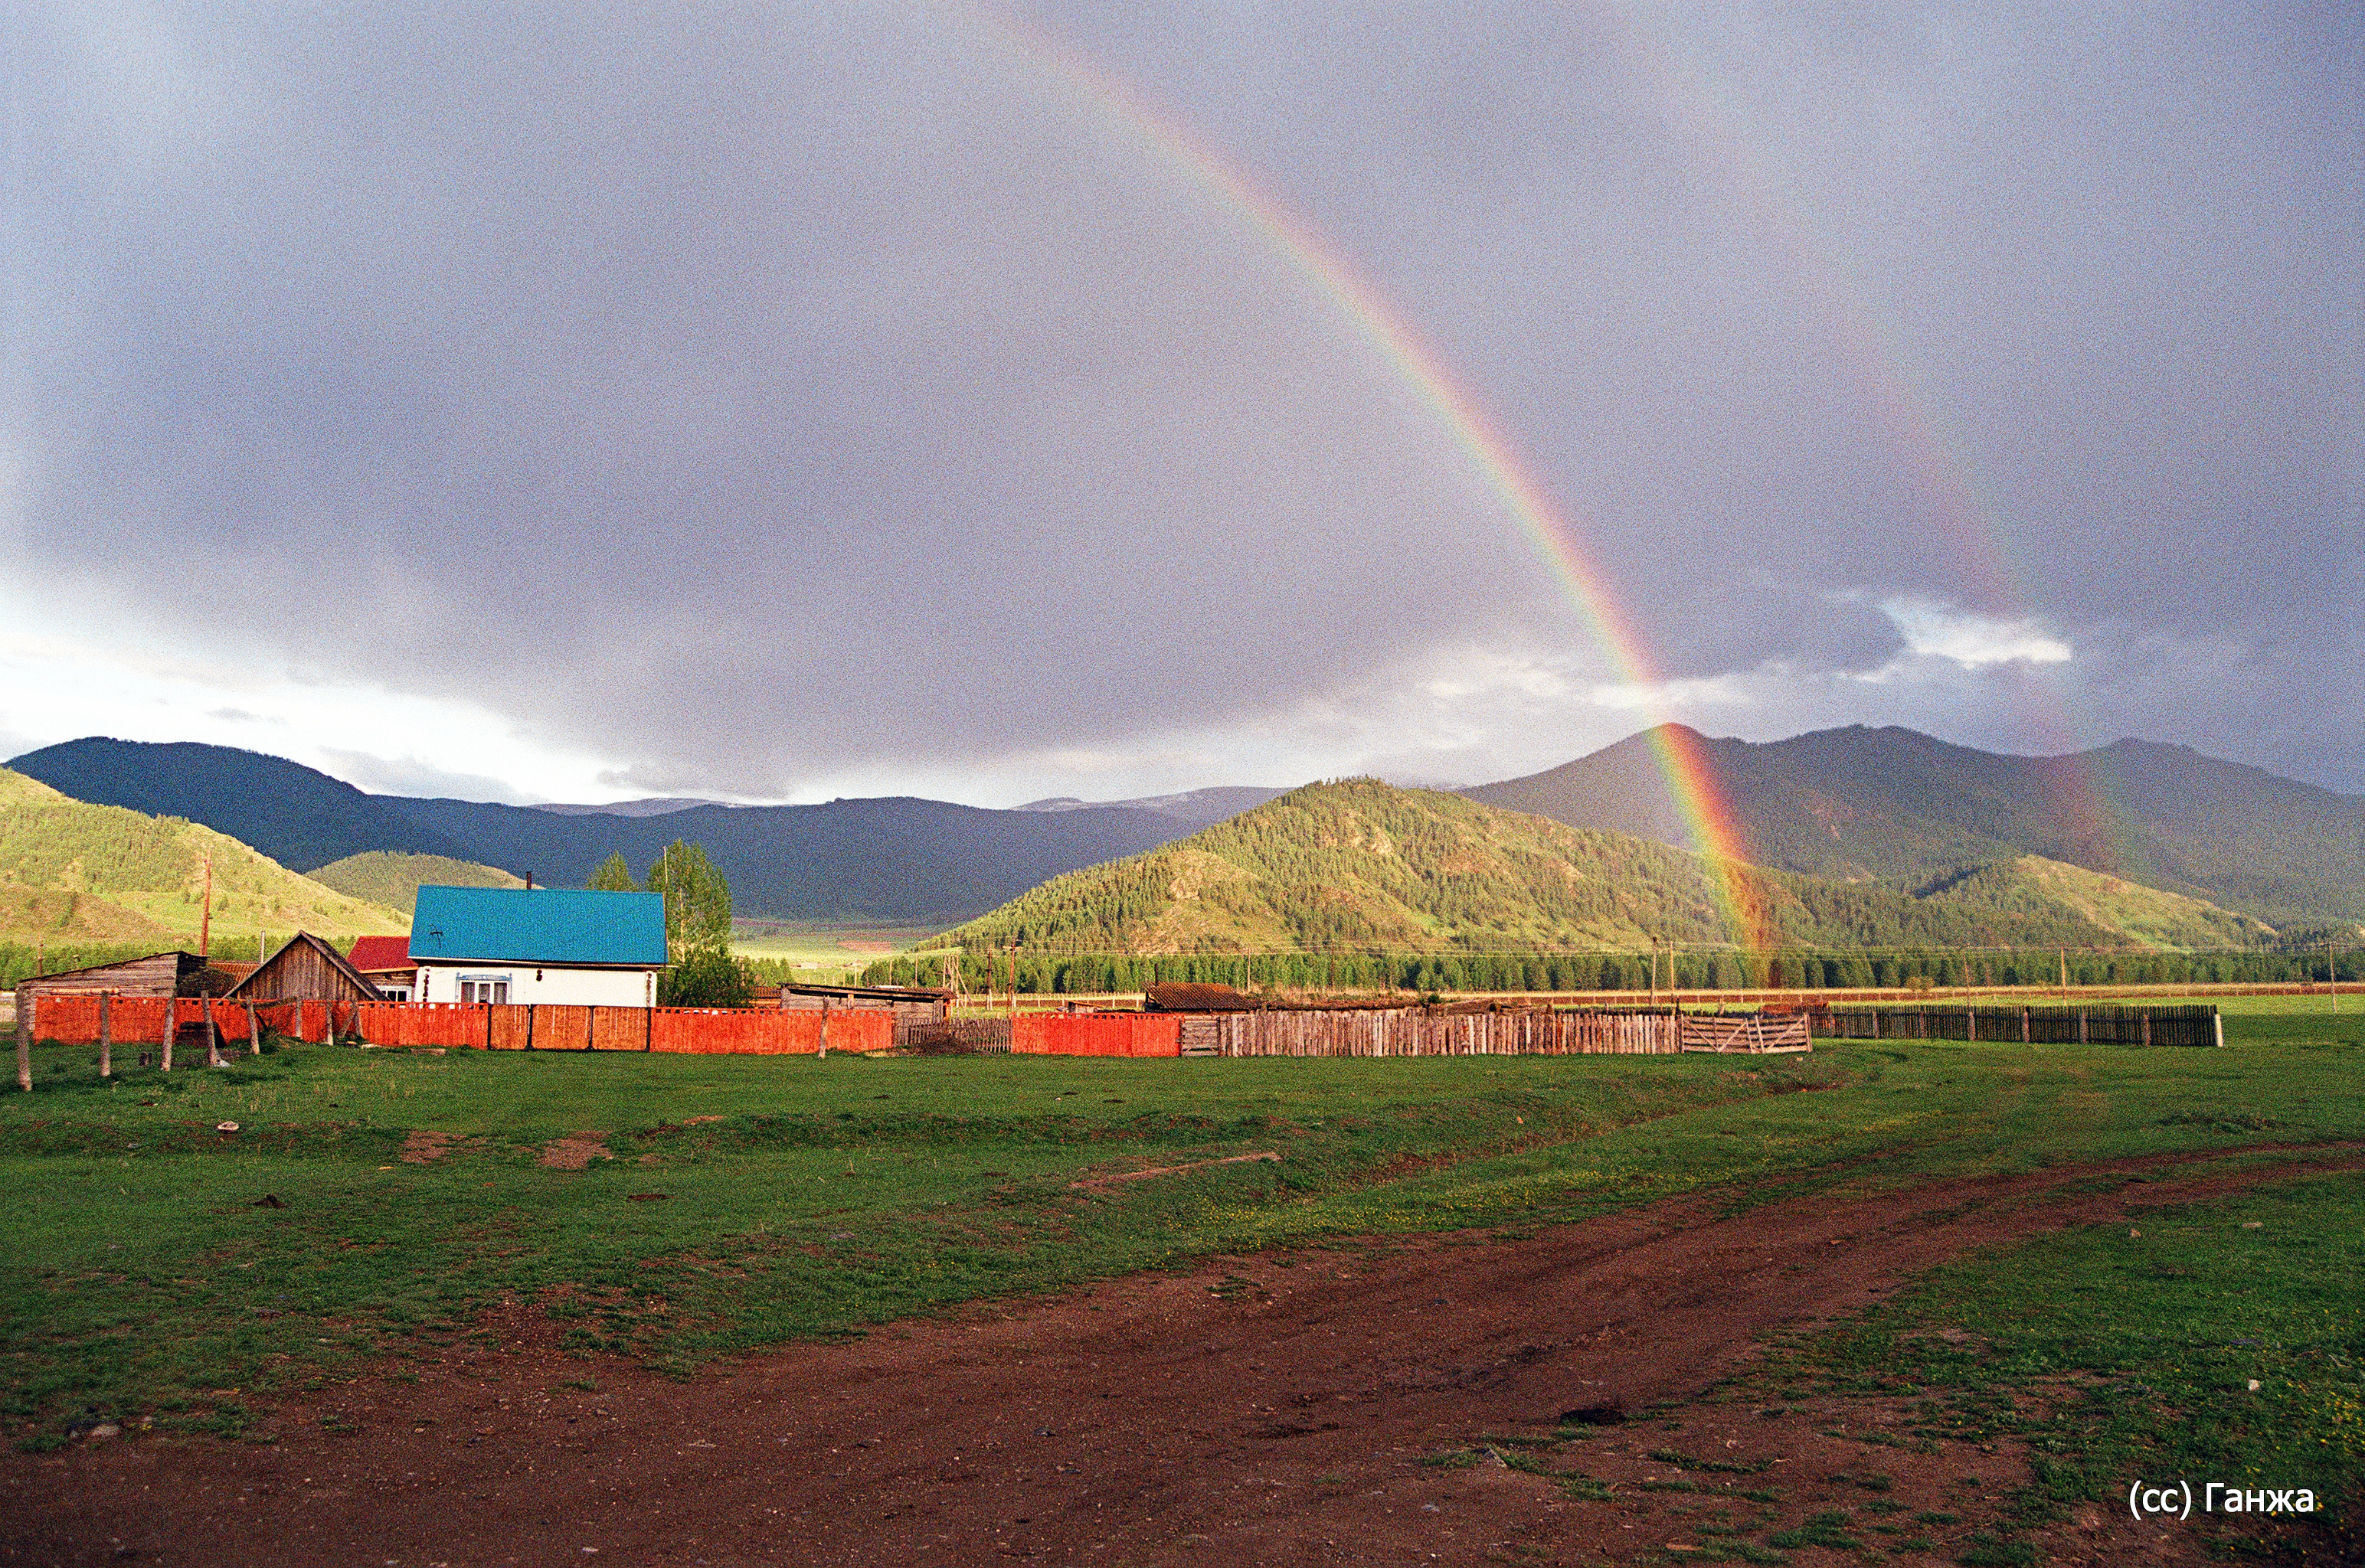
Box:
414, 964, 658, 1008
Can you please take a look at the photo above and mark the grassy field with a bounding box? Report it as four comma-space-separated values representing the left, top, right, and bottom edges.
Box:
2, 1006, 2357, 1529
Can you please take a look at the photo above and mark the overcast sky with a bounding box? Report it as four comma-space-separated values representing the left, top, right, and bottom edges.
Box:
5, 2, 2358, 805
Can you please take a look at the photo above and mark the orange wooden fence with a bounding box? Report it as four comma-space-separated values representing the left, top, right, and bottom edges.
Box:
1012, 1014, 1182, 1057
26, 995, 347, 1045
27, 997, 891, 1056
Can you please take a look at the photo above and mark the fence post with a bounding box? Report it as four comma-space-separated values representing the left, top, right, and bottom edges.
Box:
99, 991, 113, 1080
819, 999, 831, 1057
204, 995, 221, 1068
12, 987, 28, 1093
2213, 1013, 2224, 1049
2021, 1006, 2030, 1046
2142, 1013, 2152, 1047
2079, 1009, 2089, 1045
162, 996, 176, 1072
248, 1000, 260, 1056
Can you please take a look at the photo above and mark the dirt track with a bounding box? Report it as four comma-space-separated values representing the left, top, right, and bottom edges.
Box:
5, 1149, 2356, 1567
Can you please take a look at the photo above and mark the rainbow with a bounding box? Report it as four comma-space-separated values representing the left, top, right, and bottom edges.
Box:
1598, 7, 2121, 867
976, 5, 1778, 948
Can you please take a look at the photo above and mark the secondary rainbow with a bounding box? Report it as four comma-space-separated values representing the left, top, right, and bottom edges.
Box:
978, 5, 1778, 949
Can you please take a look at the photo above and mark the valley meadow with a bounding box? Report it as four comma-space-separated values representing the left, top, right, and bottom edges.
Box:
2, 999, 2357, 1564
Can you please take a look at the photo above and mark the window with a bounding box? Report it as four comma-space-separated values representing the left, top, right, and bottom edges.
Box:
459, 974, 511, 1005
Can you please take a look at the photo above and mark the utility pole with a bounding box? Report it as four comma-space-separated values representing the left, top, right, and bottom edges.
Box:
198, 854, 214, 962
2331, 938, 2340, 1015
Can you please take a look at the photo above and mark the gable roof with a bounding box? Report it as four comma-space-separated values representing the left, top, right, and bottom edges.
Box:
410, 886, 667, 967
224, 932, 384, 1001
346, 935, 412, 972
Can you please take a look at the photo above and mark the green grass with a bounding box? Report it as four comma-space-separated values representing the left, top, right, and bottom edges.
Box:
1, 1007, 2357, 1496
1740, 1171, 2365, 1527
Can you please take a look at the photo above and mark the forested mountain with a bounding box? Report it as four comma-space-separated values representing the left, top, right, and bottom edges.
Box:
0, 767, 407, 952
1462, 724, 2365, 926
8, 739, 1220, 923
927, 779, 2270, 958
8, 738, 476, 871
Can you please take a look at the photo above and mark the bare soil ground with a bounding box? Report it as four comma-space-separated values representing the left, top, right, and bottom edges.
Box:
538, 1132, 613, 1171
5, 1151, 2356, 1568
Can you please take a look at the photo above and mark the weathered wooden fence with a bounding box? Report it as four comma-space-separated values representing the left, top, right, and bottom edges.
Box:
1210, 1008, 1683, 1058
901, 1018, 1013, 1053
1810, 1003, 2220, 1047
1679, 1014, 1812, 1054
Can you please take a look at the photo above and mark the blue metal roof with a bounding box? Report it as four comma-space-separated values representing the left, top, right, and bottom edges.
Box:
409, 886, 667, 966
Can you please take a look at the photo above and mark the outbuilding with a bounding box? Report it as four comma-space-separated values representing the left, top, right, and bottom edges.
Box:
16, 950, 231, 1001
408, 886, 666, 1008
225, 932, 385, 1004
346, 935, 416, 1001
780, 982, 952, 1030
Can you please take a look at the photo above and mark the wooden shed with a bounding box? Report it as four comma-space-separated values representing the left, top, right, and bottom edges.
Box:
781, 983, 951, 1029
224, 932, 384, 1004
18, 951, 234, 1000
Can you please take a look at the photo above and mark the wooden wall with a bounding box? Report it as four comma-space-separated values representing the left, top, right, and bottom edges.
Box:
20, 952, 198, 998
1213, 1008, 1680, 1057
240, 938, 380, 1003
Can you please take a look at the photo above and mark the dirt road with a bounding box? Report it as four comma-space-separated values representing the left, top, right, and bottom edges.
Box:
6, 1150, 2355, 1567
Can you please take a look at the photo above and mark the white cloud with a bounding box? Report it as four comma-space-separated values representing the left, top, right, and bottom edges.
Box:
0, 597, 629, 804
1869, 596, 2072, 669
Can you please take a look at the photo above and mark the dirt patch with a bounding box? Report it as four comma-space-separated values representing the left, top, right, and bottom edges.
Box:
1071, 1150, 1281, 1189
397, 1129, 482, 1165
538, 1130, 610, 1170
5, 1148, 2357, 1566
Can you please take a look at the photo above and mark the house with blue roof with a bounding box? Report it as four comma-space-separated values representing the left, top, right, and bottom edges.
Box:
408, 886, 668, 1008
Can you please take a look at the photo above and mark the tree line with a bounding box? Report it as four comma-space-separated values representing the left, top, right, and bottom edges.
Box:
857, 946, 2361, 996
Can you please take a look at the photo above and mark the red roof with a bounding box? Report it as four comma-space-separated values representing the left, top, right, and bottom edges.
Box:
347, 935, 413, 971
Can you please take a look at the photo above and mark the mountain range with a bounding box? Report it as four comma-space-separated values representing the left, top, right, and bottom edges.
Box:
9, 725, 2357, 935
1461, 725, 2365, 928
927, 778, 2272, 958
6, 739, 1211, 924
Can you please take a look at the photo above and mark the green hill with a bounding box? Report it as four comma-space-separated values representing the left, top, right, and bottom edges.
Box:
0, 767, 408, 956
306, 851, 525, 912
922, 779, 2269, 959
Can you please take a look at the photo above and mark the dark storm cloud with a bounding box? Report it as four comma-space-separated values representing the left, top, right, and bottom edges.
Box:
1024, 4, 2363, 736
10, 2, 2360, 794
11, 2, 1554, 791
